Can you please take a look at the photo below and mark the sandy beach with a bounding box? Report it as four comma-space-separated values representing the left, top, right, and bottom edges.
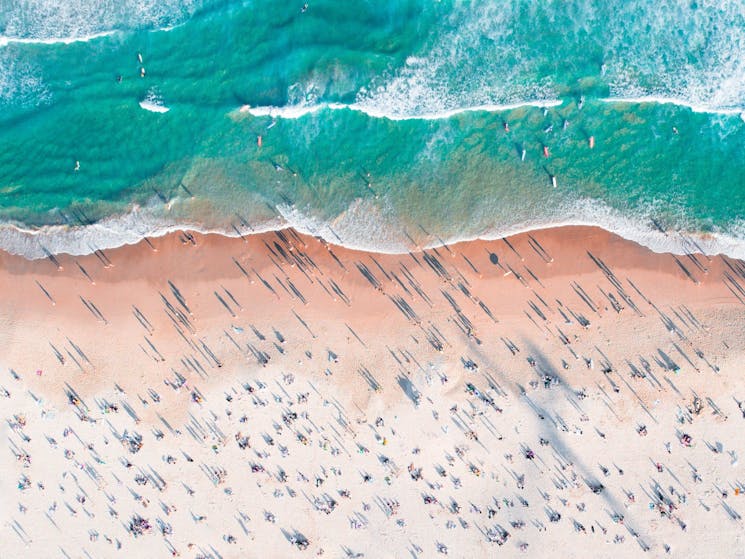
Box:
2, 224, 745, 558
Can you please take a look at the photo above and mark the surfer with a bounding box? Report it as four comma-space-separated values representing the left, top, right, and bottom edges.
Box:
503, 121, 510, 133
589, 136, 595, 149
542, 146, 549, 158
74, 161, 80, 172
301, 3, 308, 12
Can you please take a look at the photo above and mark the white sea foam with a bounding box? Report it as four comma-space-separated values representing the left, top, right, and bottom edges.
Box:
600, 96, 745, 117
0, 50, 50, 107
0, 203, 283, 260
139, 100, 170, 113
354, 1, 745, 119
0, 31, 116, 48
353, 2, 562, 120
603, 0, 745, 114
354, 100, 563, 121
3, 194, 745, 263
467, 198, 745, 261
240, 104, 337, 119
139, 87, 170, 113
238, 93, 745, 123
237, 99, 563, 122
0, 0, 206, 43
274, 198, 409, 253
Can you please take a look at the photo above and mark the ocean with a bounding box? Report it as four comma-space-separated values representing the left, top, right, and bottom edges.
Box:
1, 0, 744, 258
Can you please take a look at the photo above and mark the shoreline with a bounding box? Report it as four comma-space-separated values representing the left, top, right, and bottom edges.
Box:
2, 205, 744, 263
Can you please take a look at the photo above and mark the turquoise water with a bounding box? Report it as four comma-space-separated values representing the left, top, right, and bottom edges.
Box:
1, 0, 744, 257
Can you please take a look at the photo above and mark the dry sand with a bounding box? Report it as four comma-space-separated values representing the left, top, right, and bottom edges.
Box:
1, 225, 745, 558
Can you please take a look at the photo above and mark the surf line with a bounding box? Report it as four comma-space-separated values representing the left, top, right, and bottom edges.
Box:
600, 96, 745, 117
238, 99, 564, 122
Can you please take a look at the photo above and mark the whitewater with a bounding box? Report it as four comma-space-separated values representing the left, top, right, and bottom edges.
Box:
4, 191, 745, 263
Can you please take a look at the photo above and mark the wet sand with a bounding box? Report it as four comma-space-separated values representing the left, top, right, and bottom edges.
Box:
2, 225, 745, 558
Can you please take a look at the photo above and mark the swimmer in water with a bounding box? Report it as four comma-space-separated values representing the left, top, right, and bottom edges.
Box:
74, 161, 80, 172
301, 3, 308, 12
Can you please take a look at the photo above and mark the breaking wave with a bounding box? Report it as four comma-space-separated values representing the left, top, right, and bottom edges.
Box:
3, 196, 745, 262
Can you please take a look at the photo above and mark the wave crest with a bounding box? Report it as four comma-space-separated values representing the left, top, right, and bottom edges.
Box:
0, 0, 208, 42
237, 98, 562, 121
355, 0, 745, 116
139, 87, 170, 113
